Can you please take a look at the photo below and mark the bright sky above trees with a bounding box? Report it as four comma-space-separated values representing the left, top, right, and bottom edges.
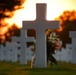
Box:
5, 0, 76, 28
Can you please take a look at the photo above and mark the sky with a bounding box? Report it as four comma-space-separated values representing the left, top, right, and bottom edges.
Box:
5, 0, 76, 28
0, 0, 76, 42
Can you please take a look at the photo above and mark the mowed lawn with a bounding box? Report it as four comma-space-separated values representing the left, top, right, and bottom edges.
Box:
0, 61, 76, 75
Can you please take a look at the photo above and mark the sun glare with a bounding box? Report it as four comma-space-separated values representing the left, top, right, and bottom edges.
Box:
4, 0, 62, 28
4, 0, 76, 28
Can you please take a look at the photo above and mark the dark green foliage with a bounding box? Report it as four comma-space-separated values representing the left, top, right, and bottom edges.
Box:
46, 29, 61, 65
0, 0, 25, 19
47, 37, 57, 65
56, 11, 76, 47
48, 55, 57, 65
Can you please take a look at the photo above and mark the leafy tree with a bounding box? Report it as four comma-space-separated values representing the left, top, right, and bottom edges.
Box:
0, 0, 25, 44
46, 29, 61, 65
0, 0, 25, 19
5, 24, 20, 42
55, 10, 76, 47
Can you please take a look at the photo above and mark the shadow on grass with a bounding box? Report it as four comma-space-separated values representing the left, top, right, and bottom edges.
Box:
22, 64, 76, 74
0, 73, 8, 75
0, 61, 76, 75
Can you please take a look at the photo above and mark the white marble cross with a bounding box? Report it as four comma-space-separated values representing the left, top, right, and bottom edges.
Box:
69, 31, 76, 38
69, 31, 76, 44
4, 42, 18, 62
11, 42, 18, 62
66, 44, 72, 62
0, 45, 5, 61
23, 3, 60, 68
27, 46, 34, 61
12, 28, 35, 64
69, 31, 76, 64
5, 42, 12, 61
0, 42, 12, 61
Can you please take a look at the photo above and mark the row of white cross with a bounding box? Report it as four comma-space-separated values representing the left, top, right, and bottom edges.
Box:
0, 31, 76, 64
53, 44, 76, 64
53, 31, 76, 64
0, 42, 34, 62
0, 42, 19, 62
0, 3, 76, 67
0, 31, 76, 66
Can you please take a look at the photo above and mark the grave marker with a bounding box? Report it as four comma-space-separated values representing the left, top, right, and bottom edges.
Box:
23, 3, 60, 68
12, 28, 35, 64
66, 44, 72, 62
4, 42, 18, 62
69, 31, 76, 64
27, 45, 34, 61
0, 45, 5, 61
5, 42, 12, 61
11, 42, 18, 62
69, 31, 76, 38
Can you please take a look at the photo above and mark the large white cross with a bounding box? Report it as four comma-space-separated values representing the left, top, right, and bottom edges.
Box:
23, 3, 60, 68
12, 28, 35, 64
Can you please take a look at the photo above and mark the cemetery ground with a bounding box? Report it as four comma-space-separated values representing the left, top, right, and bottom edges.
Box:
0, 61, 76, 75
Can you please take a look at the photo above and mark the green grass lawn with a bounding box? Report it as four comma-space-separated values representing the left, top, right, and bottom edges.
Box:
0, 61, 76, 75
